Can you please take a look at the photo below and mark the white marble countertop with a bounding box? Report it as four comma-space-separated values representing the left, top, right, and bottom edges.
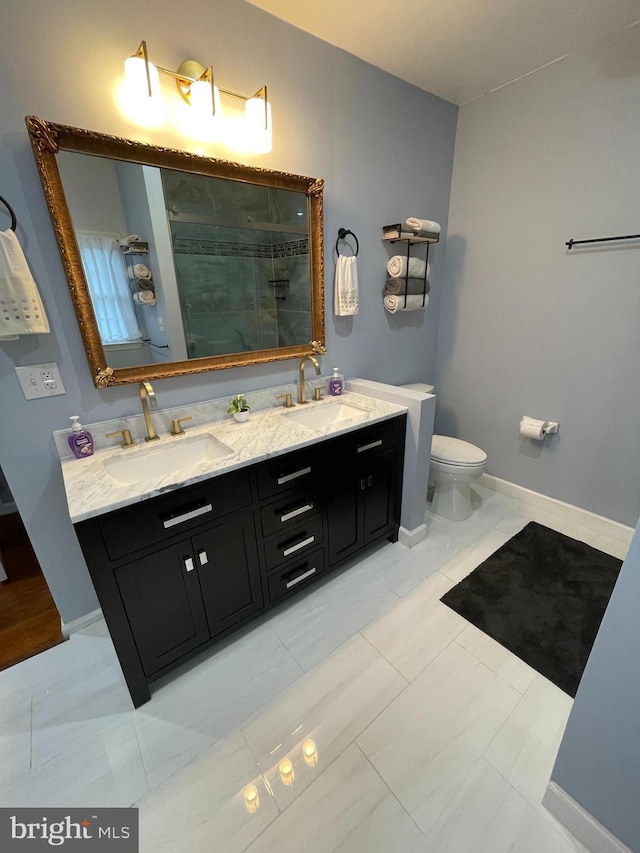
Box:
58, 392, 407, 523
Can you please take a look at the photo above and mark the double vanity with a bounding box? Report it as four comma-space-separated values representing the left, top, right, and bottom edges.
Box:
59, 390, 407, 707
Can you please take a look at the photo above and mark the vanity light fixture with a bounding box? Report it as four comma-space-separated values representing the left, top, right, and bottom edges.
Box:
124, 40, 272, 151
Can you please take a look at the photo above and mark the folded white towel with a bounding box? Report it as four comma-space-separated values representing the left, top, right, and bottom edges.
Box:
384, 293, 429, 313
384, 277, 430, 296
334, 255, 359, 316
133, 290, 156, 305
386, 256, 430, 279
128, 263, 152, 280
0, 230, 50, 339
405, 218, 441, 235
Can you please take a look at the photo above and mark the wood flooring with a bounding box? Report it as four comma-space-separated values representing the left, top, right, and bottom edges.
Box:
0, 512, 66, 671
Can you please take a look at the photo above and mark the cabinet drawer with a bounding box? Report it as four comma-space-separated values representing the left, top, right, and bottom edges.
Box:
99, 468, 251, 561
334, 417, 401, 460
263, 515, 324, 571
255, 446, 321, 500
260, 488, 322, 539
267, 547, 326, 603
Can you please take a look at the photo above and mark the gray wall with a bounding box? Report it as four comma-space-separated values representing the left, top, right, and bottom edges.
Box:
0, 0, 457, 622
436, 24, 640, 526
550, 519, 640, 850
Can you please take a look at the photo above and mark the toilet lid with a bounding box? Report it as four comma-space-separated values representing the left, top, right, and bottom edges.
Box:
431, 435, 487, 466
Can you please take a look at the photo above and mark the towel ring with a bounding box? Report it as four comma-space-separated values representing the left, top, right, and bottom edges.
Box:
0, 195, 17, 232
336, 227, 359, 257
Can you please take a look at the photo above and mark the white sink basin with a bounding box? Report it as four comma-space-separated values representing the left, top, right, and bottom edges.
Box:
103, 433, 235, 486
284, 400, 370, 430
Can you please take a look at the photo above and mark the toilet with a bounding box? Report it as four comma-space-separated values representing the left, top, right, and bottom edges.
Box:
402, 383, 488, 522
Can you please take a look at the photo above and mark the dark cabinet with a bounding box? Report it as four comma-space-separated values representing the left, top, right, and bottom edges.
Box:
74, 413, 406, 707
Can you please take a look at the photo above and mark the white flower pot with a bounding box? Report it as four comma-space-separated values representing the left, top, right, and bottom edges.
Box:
233, 411, 249, 423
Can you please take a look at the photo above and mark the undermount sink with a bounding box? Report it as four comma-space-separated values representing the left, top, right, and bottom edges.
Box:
283, 400, 370, 430
103, 433, 235, 486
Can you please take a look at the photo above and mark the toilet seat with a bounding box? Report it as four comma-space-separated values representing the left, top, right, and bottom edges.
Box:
431, 435, 487, 467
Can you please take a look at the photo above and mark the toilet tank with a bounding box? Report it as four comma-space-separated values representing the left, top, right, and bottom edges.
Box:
401, 383, 435, 394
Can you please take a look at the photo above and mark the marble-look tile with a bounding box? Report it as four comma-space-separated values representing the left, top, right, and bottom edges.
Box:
456, 623, 538, 695
244, 744, 425, 853
267, 566, 400, 671
424, 758, 588, 853
1, 714, 148, 807
362, 572, 466, 681
137, 730, 278, 853
241, 634, 407, 811
484, 675, 573, 805
357, 641, 521, 834
0, 698, 32, 790
438, 527, 517, 584
132, 714, 217, 791
140, 623, 303, 744
31, 660, 133, 768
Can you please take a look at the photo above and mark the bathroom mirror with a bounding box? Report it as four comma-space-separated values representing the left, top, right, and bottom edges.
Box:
26, 116, 325, 387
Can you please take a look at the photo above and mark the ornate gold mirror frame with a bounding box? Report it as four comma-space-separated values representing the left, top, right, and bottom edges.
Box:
26, 116, 325, 388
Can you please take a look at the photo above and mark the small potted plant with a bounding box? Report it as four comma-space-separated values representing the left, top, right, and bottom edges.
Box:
228, 393, 250, 423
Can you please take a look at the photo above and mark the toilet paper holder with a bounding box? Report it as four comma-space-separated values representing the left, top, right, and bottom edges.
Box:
520, 416, 559, 440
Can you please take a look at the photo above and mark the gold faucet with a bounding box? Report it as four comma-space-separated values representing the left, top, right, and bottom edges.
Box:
298, 355, 321, 404
139, 381, 160, 441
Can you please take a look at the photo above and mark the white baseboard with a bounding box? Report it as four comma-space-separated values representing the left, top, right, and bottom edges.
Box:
62, 608, 103, 637
543, 782, 633, 853
398, 523, 428, 548
482, 475, 634, 546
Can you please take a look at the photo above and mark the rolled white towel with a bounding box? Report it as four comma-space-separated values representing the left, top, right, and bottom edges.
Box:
386, 256, 430, 278
405, 218, 441, 235
133, 290, 156, 305
384, 293, 429, 313
127, 263, 152, 280
384, 277, 430, 296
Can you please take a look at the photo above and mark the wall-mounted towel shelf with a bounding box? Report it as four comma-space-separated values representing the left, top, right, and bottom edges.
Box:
381, 225, 431, 309
566, 233, 640, 249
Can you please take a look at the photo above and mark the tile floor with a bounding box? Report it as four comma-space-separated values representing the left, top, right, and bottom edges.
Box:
0, 483, 631, 851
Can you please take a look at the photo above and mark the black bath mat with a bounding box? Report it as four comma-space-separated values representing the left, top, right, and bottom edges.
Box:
440, 521, 623, 697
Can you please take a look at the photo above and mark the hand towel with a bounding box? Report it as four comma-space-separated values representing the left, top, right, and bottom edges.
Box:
384, 277, 430, 296
128, 263, 152, 280
386, 256, 430, 278
384, 293, 429, 313
0, 230, 50, 339
133, 290, 156, 305
405, 218, 441, 235
334, 255, 359, 316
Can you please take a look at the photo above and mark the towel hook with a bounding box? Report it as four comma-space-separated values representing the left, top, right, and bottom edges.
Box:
336, 227, 359, 257
0, 195, 17, 232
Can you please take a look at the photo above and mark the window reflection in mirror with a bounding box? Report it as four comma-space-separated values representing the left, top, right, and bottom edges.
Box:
57, 152, 312, 371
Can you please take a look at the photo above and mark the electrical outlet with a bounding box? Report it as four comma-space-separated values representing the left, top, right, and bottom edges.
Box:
157, 316, 164, 331
15, 362, 66, 400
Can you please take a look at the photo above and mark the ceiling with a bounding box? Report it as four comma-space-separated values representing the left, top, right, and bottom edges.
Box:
247, 0, 640, 105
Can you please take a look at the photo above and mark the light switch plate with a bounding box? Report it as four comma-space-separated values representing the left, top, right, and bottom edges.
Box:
15, 362, 66, 400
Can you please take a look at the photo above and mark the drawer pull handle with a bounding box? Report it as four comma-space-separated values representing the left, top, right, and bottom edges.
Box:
198, 550, 208, 566
184, 556, 195, 572
283, 535, 315, 557
285, 567, 317, 589
357, 439, 383, 454
280, 503, 314, 523
162, 502, 213, 528
277, 466, 311, 485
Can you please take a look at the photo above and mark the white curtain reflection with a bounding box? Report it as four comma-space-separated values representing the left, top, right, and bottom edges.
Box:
77, 232, 142, 344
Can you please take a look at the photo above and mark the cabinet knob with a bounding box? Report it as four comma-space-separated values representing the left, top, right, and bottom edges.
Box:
184, 556, 195, 572
198, 549, 208, 566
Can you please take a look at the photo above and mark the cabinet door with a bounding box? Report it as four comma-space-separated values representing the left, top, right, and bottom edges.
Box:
194, 511, 263, 636
115, 542, 209, 678
362, 450, 397, 544
326, 468, 361, 566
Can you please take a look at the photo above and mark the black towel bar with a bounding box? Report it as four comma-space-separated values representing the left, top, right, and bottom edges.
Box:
336, 227, 359, 257
0, 195, 17, 231
566, 233, 640, 249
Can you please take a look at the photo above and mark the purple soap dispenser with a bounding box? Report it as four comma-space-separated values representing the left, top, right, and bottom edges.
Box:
68, 416, 94, 459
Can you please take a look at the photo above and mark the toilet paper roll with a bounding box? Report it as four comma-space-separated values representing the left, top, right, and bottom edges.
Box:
519, 416, 548, 440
